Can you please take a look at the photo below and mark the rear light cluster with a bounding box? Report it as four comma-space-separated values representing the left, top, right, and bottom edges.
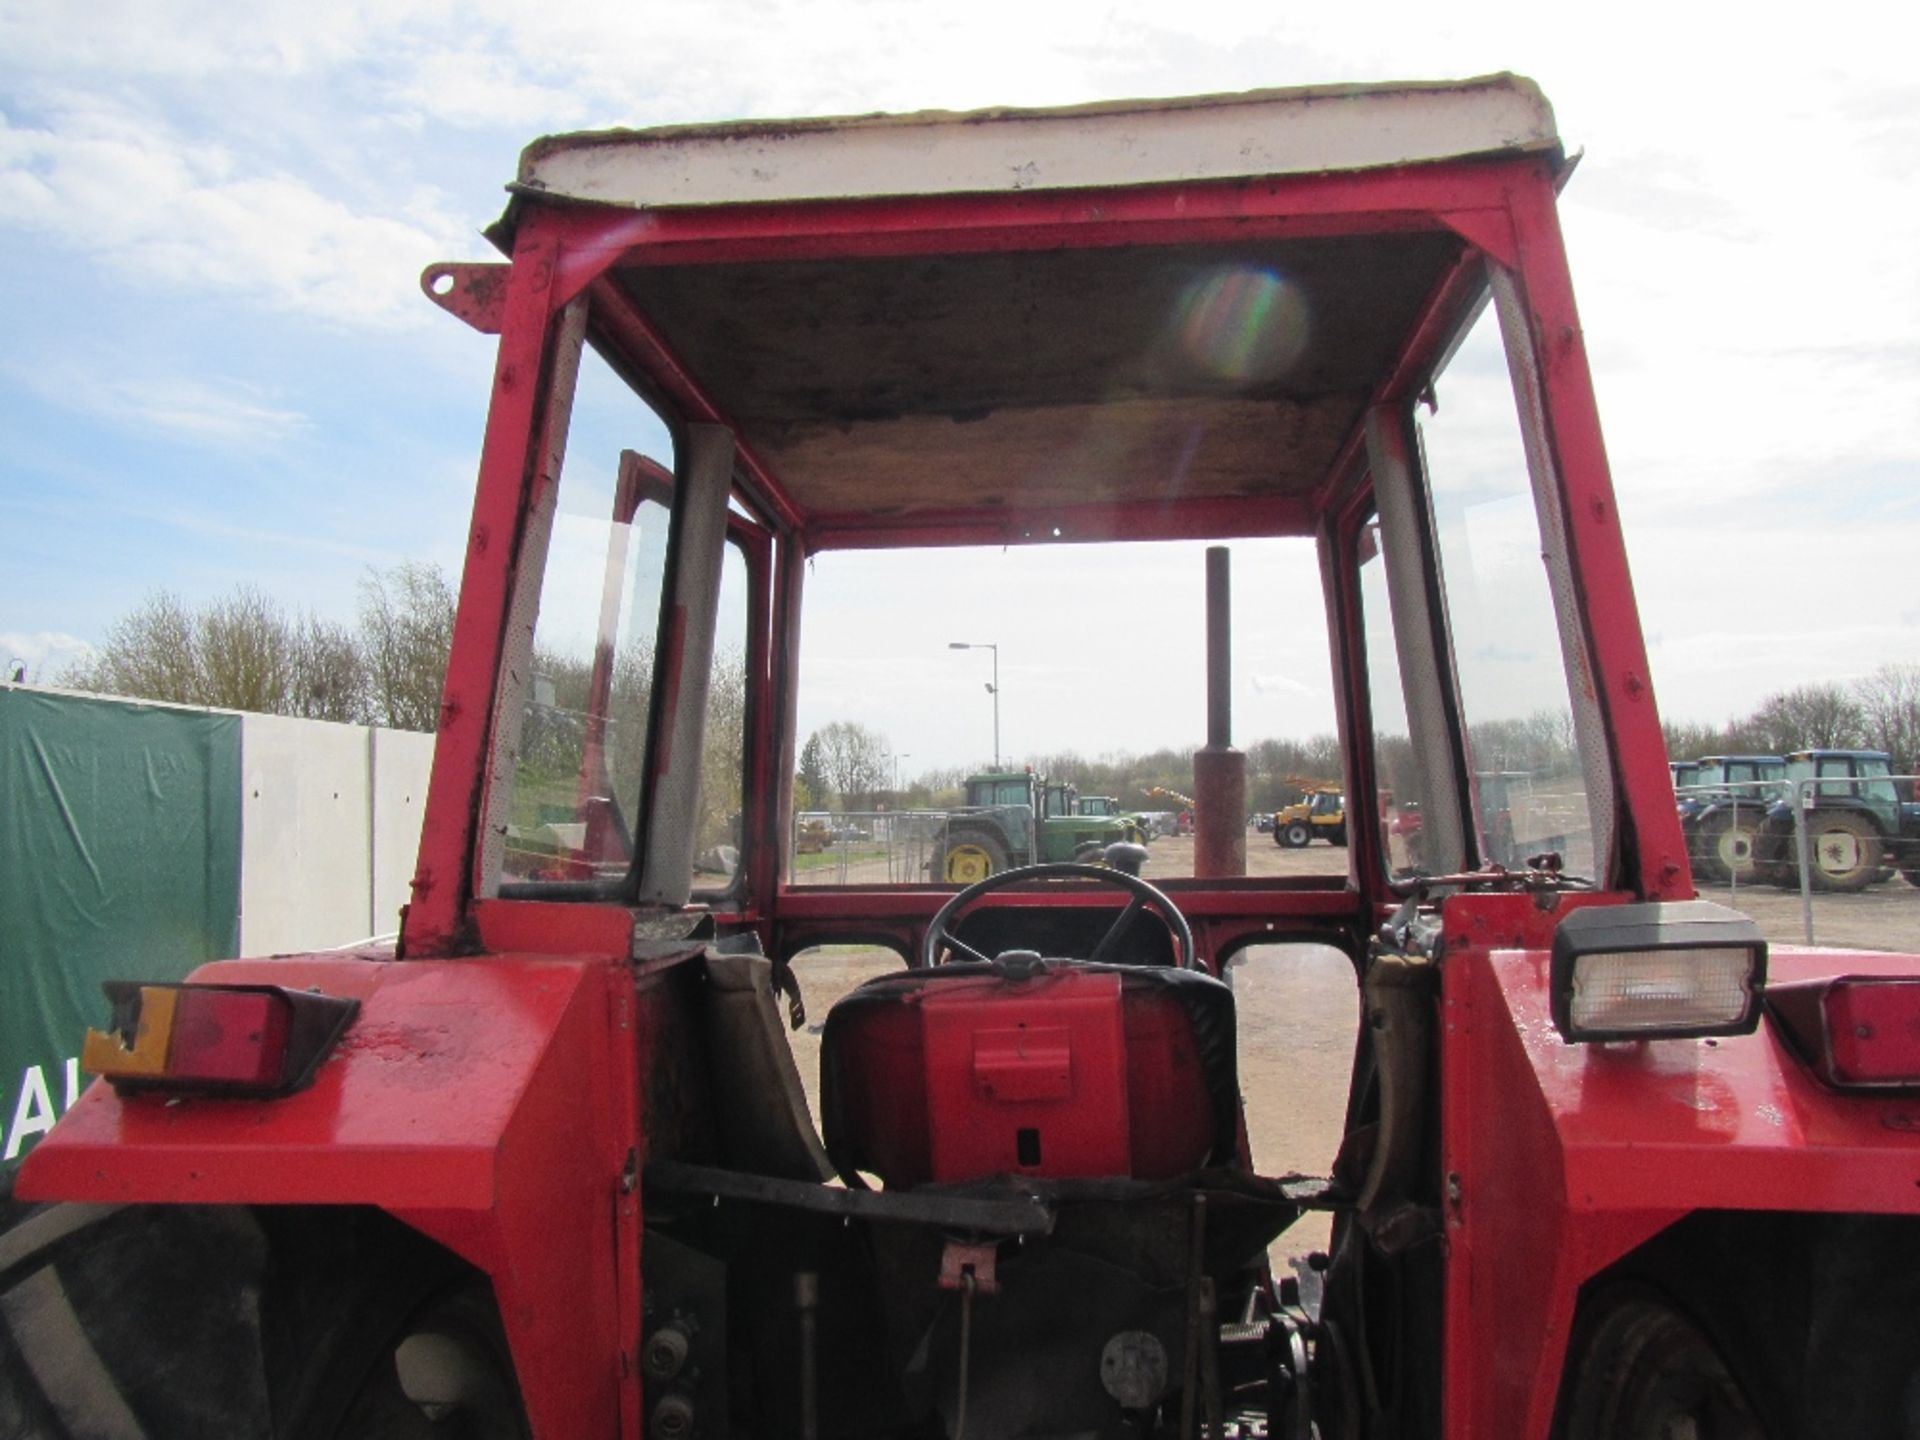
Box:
82, 982, 359, 1098
1550, 901, 1767, 1043
1767, 976, 1920, 1091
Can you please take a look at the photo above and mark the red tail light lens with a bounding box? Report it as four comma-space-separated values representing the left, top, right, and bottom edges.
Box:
168, 988, 293, 1086
1767, 976, 1920, 1090
83, 982, 358, 1097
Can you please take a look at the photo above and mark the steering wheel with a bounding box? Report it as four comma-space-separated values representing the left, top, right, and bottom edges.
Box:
920, 861, 1199, 971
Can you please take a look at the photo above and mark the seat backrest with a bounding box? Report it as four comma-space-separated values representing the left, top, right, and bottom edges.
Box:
701, 950, 834, 1182
819, 961, 1239, 1189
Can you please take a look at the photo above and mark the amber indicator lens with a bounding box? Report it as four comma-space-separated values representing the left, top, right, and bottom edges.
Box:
83, 981, 359, 1098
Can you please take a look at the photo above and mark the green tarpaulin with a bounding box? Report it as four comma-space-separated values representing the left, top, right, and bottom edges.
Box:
0, 690, 242, 1164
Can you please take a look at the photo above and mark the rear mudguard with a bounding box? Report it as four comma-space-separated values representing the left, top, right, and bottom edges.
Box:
17, 900, 643, 1440
1439, 891, 1920, 1438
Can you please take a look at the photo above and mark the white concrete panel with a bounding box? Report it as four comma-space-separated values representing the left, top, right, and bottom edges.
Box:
239, 714, 373, 956
371, 727, 436, 940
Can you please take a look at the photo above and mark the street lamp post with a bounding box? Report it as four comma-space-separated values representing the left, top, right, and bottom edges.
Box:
947, 642, 999, 768
894, 752, 911, 795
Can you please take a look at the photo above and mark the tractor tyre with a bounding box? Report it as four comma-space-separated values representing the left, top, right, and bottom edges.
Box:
1903, 867, 1920, 889
1697, 814, 1763, 886
0, 1203, 526, 1440
1806, 810, 1884, 893
1553, 1287, 1763, 1440
935, 829, 1008, 885
302, 1280, 528, 1440
1328, 825, 1348, 848
1279, 821, 1311, 849
0, 1203, 276, 1437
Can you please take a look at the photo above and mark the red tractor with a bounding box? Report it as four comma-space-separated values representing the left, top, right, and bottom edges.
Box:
12, 76, 1920, 1440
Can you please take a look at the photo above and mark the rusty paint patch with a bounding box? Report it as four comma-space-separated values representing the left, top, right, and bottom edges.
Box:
421, 262, 509, 334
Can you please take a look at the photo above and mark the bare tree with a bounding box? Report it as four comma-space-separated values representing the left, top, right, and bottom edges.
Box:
359, 562, 456, 732
66, 592, 200, 705
65, 586, 366, 722
809, 721, 891, 808
1748, 683, 1866, 754
1853, 662, 1920, 777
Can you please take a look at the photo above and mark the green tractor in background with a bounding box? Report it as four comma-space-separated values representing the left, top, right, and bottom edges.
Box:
1069, 792, 1152, 844
931, 771, 1137, 883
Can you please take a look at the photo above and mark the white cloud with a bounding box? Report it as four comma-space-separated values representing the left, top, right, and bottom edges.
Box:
9, 356, 309, 447
389, 46, 588, 131
0, 631, 94, 681
0, 0, 442, 81
0, 102, 467, 326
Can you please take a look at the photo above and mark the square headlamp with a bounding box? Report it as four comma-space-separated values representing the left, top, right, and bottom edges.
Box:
1550, 901, 1767, 1043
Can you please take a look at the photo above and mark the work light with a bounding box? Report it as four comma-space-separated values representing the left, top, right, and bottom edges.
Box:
1549, 901, 1767, 1042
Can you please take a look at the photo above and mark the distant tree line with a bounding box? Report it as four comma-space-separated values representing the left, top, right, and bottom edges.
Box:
60, 579, 1920, 808
1663, 665, 1920, 779
62, 563, 456, 732
799, 666, 1920, 819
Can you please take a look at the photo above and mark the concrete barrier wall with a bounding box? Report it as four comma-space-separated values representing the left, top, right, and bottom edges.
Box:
237, 715, 434, 954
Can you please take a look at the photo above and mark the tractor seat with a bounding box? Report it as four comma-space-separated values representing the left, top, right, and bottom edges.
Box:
819, 958, 1240, 1190
700, 948, 835, 1182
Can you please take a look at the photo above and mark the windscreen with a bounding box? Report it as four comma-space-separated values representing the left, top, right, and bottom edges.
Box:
791, 538, 1342, 887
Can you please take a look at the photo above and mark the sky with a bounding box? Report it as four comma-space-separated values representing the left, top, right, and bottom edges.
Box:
3, 0, 1917, 775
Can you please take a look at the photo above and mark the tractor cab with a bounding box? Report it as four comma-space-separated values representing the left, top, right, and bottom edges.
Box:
967, 771, 1037, 810
23, 73, 1920, 1440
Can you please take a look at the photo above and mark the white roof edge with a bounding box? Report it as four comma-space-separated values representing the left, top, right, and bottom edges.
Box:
516, 74, 1558, 211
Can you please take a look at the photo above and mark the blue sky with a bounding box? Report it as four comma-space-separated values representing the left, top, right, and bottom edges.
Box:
3, 1, 1917, 770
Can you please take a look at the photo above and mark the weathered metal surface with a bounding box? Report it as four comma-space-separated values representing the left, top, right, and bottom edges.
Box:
516, 76, 1557, 211
420, 261, 508, 333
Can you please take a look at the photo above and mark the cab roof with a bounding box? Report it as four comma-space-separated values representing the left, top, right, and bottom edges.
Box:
503, 76, 1562, 547
514, 76, 1556, 211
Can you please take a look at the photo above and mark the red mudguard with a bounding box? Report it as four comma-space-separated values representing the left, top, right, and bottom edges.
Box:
18, 900, 644, 1440
1440, 892, 1920, 1438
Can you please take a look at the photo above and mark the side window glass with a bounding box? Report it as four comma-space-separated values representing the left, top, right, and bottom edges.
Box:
694, 541, 751, 889
486, 338, 676, 892
1358, 520, 1430, 878
1418, 303, 1599, 877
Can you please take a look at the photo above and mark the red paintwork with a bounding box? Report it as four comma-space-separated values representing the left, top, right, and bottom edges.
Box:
1505, 180, 1692, 903
823, 966, 1221, 1188
537, 160, 1517, 270
405, 215, 572, 958
805, 493, 1315, 551
1440, 892, 1920, 1438
20, 950, 640, 1439
925, 972, 1131, 1181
